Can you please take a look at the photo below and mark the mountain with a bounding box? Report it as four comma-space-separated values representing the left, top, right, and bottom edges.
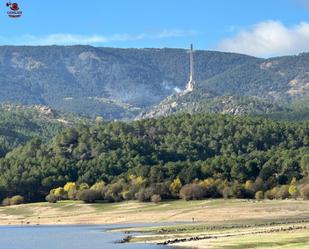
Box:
0, 46, 256, 119
0, 46, 308, 119
142, 52, 309, 119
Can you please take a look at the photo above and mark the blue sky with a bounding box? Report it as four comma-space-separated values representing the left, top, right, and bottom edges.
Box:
1, 0, 309, 57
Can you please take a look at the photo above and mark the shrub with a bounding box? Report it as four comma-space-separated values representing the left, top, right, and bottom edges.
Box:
264, 189, 275, 200
10, 195, 24, 205
151, 194, 161, 204
68, 188, 78, 200
288, 178, 299, 199
101, 186, 112, 202
300, 185, 309, 199
101, 180, 127, 202
2, 195, 25, 206
121, 190, 131, 200
199, 179, 220, 198
137, 187, 155, 202
265, 186, 290, 200
77, 189, 100, 203
63, 182, 78, 200
64, 182, 76, 192
275, 185, 289, 199
179, 184, 205, 201
222, 187, 231, 199
255, 191, 264, 201
90, 181, 105, 191
53, 187, 67, 200
121, 185, 139, 201
288, 185, 298, 199
79, 183, 90, 191
2, 197, 11, 206
170, 178, 182, 195
243, 180, 254, 198
230, 183, 247, 198
46, 194, 58, 203
253, 178, 266, 192
244, 180, 254, 192
153, 182, 172, 199
129, 175, 146, 187
106, 182, 125, 202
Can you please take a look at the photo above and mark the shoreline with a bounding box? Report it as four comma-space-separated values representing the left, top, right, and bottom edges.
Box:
128, 221, 309, 249
0, 199, 309, 248
0, 199, 308, 226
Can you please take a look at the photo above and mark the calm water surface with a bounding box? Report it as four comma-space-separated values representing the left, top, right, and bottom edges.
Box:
0, 224, 169, 249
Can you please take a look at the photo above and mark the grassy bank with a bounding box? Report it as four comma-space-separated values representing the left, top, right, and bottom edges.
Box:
0, 199, 308, 248
127, 220, 309, 248
0, 199, 309, 226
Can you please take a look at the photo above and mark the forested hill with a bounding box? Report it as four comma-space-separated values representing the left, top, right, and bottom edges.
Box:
0, 46, 256, 119
0, 46, 309, 119
0, 113, 308, 202
0, 104, 90, 156
142, 52, 309, 119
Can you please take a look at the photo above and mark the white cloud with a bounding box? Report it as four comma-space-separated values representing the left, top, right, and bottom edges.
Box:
106, 29, 196, 42
0, 29, 196, 46
174, 87, 181, 93
217, 21, 309, 57
22, 34, 108, 45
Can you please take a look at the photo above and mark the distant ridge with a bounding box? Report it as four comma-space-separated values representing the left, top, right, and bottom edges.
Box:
0, 45, 307, 119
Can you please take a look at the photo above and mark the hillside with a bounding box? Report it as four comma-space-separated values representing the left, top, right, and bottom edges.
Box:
142, 52, 309, 119
202, 53, 309, 99
0, 113, 308, 201
139, 94, 290, 119
0, 46, 308, 119
0, 104, 90, 156
0, 46, 257, 119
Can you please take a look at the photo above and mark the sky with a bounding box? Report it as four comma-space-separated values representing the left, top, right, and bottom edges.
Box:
0, 0, 309, 57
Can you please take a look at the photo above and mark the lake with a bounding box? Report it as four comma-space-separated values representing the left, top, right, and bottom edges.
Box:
0, 224, 170, 249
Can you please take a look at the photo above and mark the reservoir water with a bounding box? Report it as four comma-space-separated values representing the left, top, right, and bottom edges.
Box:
0, 225, 168, 249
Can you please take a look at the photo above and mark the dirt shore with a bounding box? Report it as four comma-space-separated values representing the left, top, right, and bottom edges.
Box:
1, 199, 308, 248
0, 199, 308, 226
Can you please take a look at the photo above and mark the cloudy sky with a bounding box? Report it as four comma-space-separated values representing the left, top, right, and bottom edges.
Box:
1, 0, 309, 57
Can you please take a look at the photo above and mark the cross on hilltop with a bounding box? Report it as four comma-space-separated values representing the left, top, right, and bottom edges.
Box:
183, 44, 196, 94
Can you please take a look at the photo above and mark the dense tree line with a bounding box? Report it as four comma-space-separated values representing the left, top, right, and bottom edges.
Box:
39, 176, 309, 206
0, 113, 308, 203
